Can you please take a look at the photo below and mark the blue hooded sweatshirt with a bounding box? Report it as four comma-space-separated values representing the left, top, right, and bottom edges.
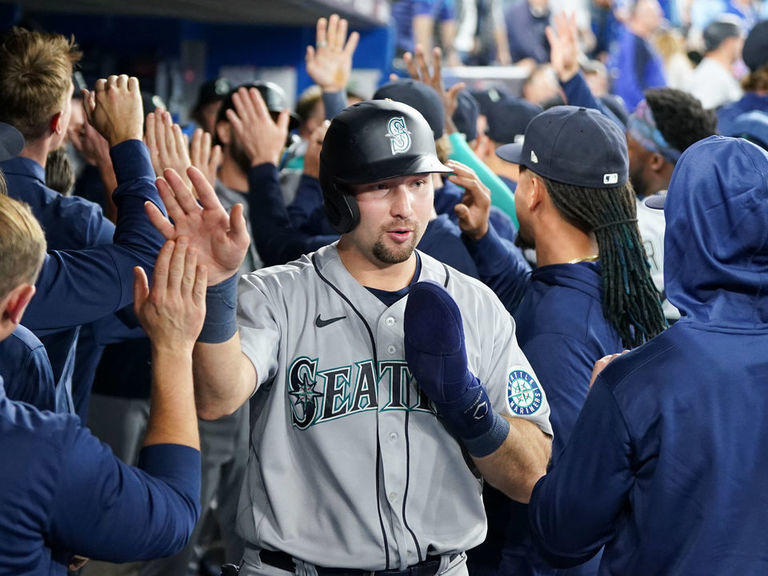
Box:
529, 136, 768, 575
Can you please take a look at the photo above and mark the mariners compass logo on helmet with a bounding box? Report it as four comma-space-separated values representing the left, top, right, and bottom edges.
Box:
507, 368, 543, 416
386, 116, 412, 155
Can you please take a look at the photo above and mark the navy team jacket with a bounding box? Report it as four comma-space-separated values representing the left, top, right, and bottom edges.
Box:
529, 136, 768, 575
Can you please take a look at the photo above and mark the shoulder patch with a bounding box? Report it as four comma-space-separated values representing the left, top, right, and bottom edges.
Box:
507, 368, 543, 416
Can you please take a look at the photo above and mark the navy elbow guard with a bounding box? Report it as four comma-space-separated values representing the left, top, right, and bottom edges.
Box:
198, 273, 238, 343
404, 281, 509, 457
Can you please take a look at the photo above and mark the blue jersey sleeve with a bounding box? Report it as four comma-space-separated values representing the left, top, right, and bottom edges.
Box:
248, 163, 337, 266
463, 224, 531, 313
48, 426, 201, 562
561, 72, 624, 128
287, 174, 331, 235
22, 140, 166, 333
528, 380, 632, 567
0, 326, 57, 411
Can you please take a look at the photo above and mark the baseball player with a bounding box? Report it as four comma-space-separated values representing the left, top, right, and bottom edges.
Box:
528, 135, 768, 574
153, 99, 552, 575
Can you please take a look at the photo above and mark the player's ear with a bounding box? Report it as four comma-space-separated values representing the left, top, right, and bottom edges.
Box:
528, 174, 546, 210
49, 111, 64, 136
0, 283, 36, 340
215, 121, 231, 147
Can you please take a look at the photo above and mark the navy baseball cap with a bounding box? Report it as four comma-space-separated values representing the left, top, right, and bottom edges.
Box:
496, 106, 628, 188
743, 20, 768, 72
0, 122, 24, 161
452, 89, 479, 142
485, 96, 541, 144
374, 79, 445, 139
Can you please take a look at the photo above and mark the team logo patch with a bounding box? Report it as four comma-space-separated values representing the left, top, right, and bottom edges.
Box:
386, 116, 412, 155
507, 369, 543, 416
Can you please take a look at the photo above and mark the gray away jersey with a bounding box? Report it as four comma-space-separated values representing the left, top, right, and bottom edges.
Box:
236, 243, 552, 570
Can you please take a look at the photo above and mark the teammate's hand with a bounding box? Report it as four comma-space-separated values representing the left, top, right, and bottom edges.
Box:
303, 121, 329, 180
134, 237, 208, 355
145, 110, 193, 189
305, 14, 359, 93
403, 45, 465, 133
227, 86, 289, 167
546, 12, 581, 83
451, 160, 491, 241
145, 167, 250, 285
83, 75, 144, 146
589, 351, 627, 388
190, 127, 222, 187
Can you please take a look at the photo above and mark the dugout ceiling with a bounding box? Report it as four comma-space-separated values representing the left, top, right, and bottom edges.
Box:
10, 0, 390, 27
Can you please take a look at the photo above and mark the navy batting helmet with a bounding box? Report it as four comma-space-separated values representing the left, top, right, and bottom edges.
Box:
319, 99, 451, 234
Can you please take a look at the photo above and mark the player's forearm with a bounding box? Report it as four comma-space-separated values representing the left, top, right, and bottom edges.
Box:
413, 15, 434, 54
144, 347, 200, 450
473, 415, 551, 503
193, 336, 255, 420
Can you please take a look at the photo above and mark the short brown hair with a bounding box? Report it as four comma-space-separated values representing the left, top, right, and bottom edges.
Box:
742, 64, 768, 92
0, 28, 82, 141
0, 194, 47, 299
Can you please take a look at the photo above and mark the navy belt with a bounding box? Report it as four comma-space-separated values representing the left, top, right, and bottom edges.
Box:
259, 550, 457, 576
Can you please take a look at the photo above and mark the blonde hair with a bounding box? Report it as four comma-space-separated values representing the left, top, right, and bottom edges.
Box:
0, 27, 82, 141
0, 194, 47, 298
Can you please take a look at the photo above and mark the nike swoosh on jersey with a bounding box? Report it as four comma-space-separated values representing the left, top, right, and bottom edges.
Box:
315, 314, 347, 328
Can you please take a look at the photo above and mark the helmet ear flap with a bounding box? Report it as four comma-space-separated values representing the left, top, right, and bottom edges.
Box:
322, 181, 360, 234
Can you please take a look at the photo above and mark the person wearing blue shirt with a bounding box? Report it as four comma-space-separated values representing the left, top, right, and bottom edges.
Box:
607, 0, 667, 111
0, 178, 204, 575
717, 20, 768, 134
0, 28, 114, 417
529, 135, 768, 575
457, 107, 665, 575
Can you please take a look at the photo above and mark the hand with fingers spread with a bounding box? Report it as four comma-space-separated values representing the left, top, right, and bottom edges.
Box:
451, 160, 492, 241
145, 110, 192, 187
306, 14, 360, 93
190, 128, 222, 187
546, 12, 581, 83
133, 237, 208, 354
403, 45, 465, 132
82, 74, 144, 147
146, 166, 250, 285
226, 86, 289, 167
303, 121, 330, 180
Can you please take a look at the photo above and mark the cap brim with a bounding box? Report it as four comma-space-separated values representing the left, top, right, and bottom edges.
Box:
644, 194, 666, 210
496, 142, 523, 164
0, 122, 24, 162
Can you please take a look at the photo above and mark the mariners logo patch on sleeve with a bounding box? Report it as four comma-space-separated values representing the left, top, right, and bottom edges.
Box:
507, 369, 543, 416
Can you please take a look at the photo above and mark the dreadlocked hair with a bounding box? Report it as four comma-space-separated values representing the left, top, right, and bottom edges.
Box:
540, 175, 667, 348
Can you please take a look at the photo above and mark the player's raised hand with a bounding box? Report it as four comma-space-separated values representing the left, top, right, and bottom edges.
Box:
451, 160, 491, 241
305, 14, 359, 92
303, 120, 330, 180
190, 127, 222, 187
83, 75, 144, 147
134, 237, 208, 354
227, 86, 289, 167
403, 45, 464, 132
145, 110, 193, 189
546, 12, 581, 83
145, 166, 250, 285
